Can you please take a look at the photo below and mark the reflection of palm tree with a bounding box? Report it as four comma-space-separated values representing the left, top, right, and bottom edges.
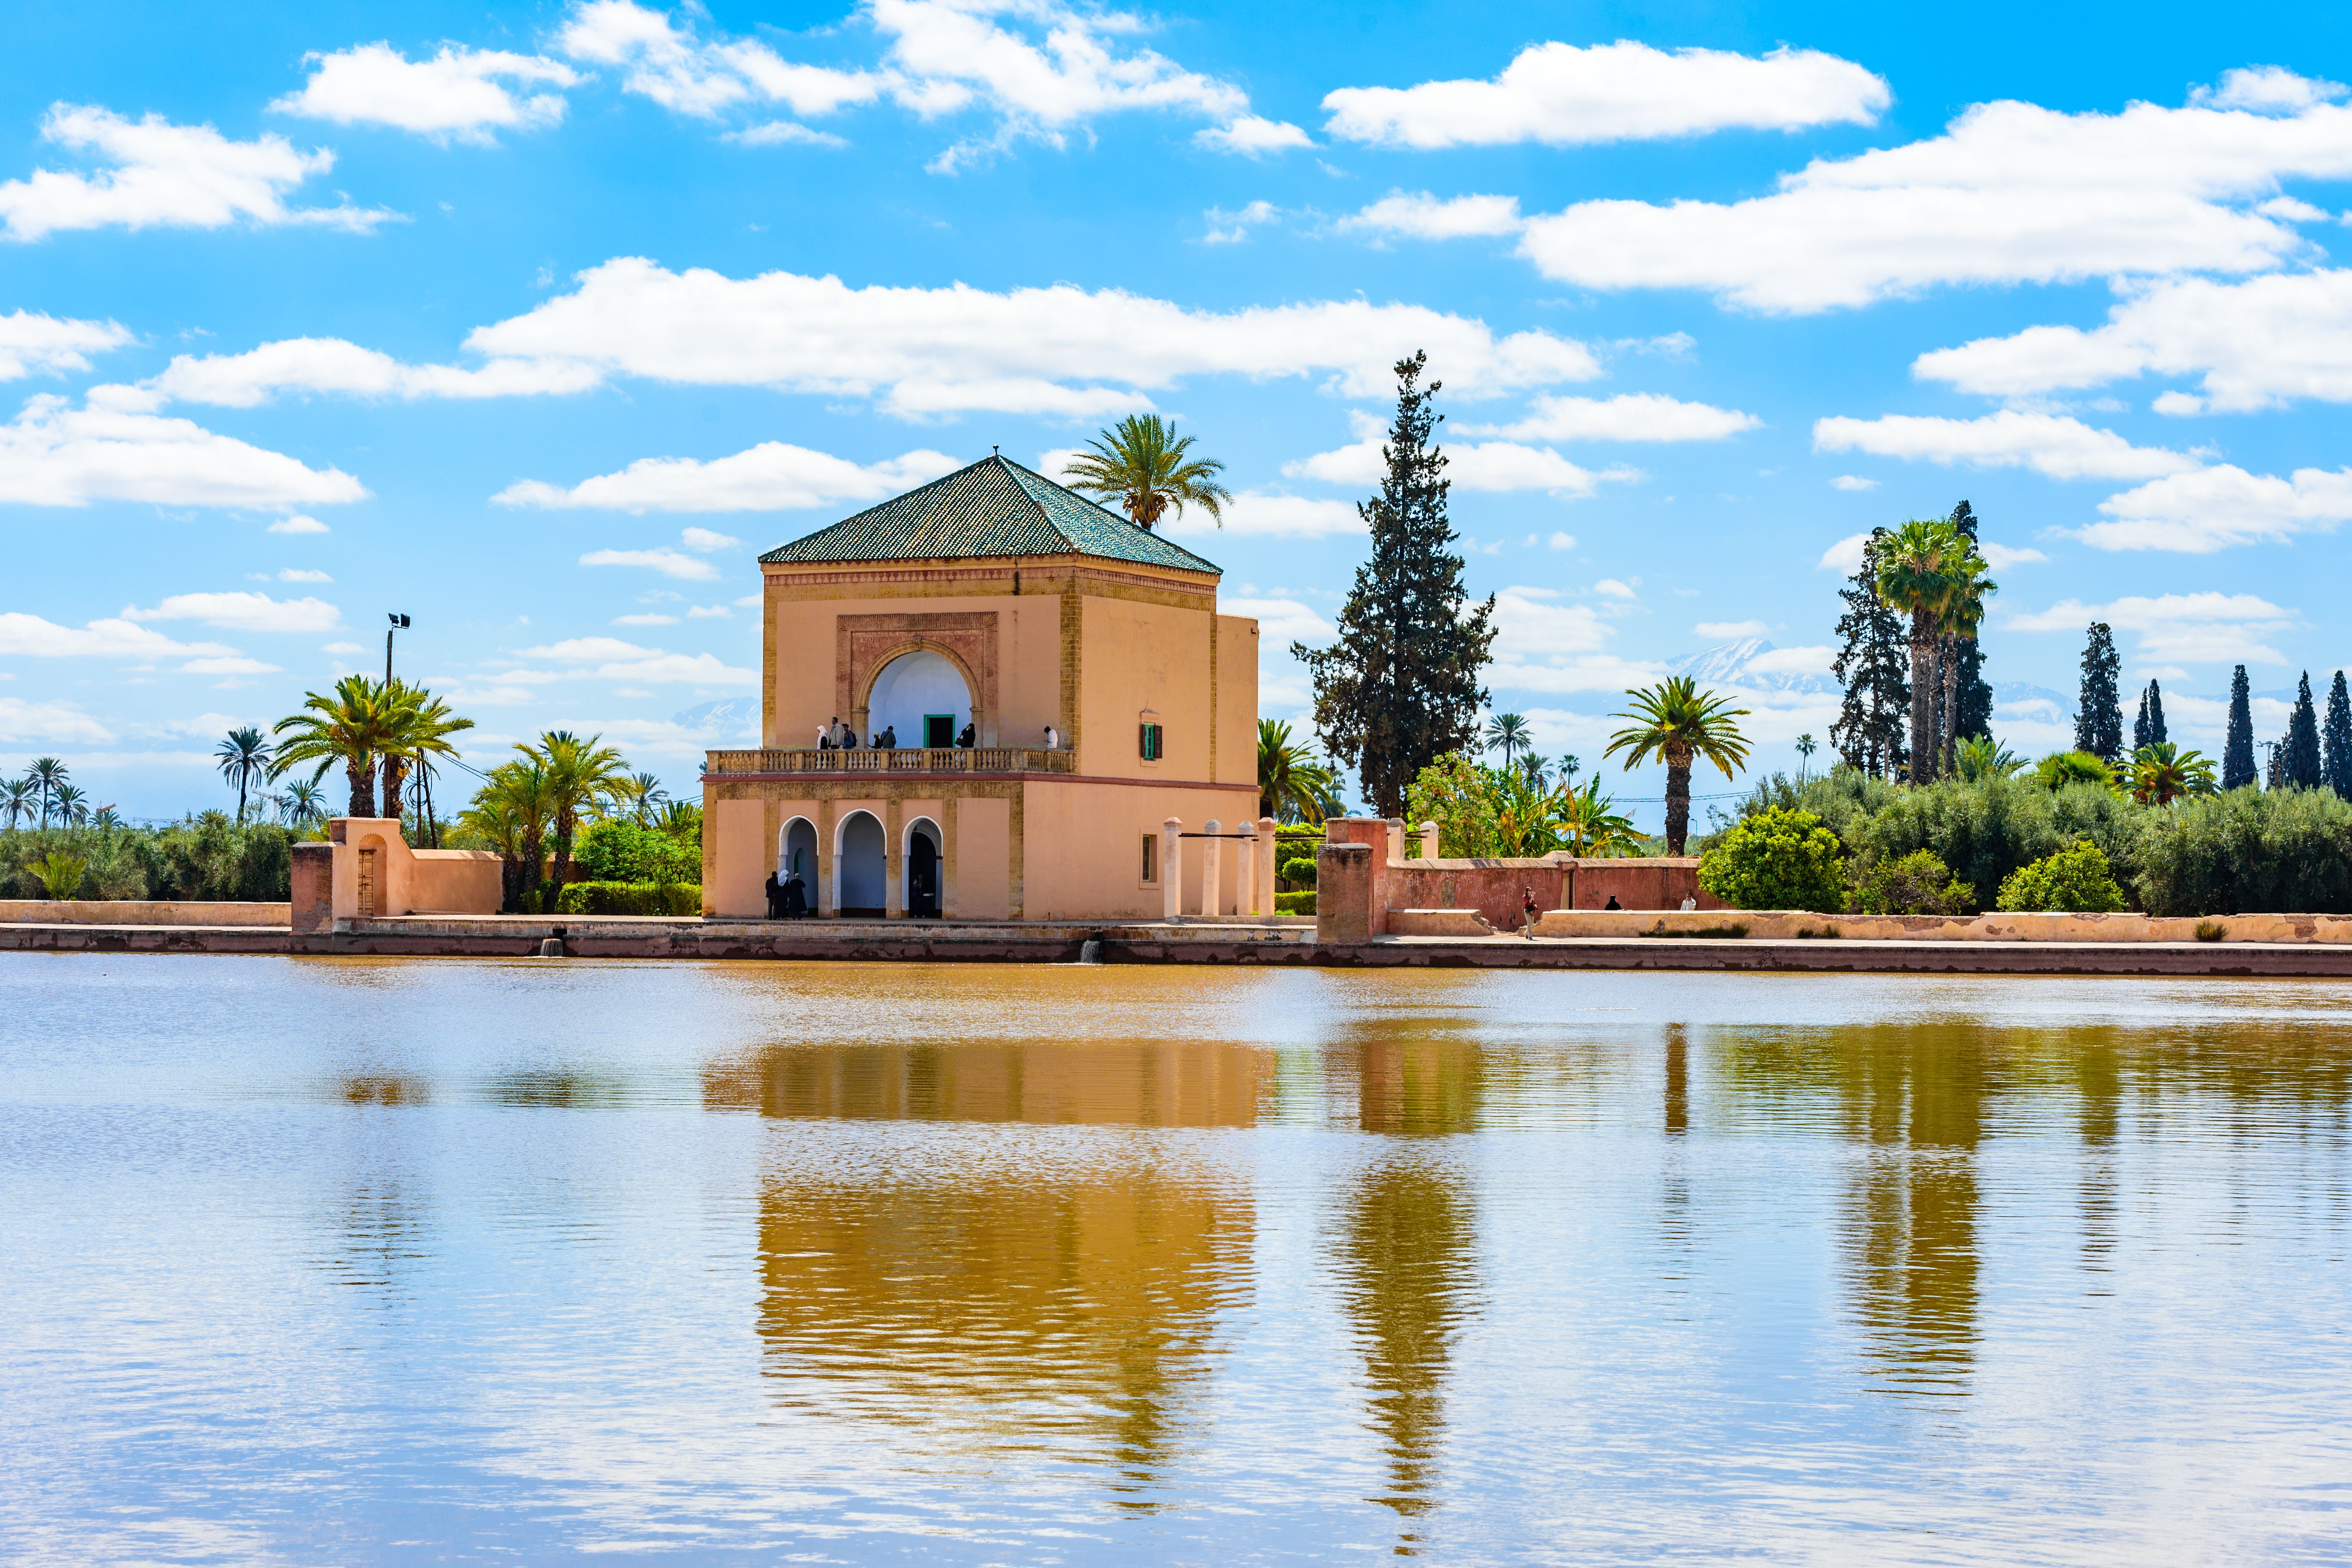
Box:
1337, 1154, 1475, 1547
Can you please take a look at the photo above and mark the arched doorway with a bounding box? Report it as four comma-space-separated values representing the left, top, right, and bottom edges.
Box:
868, 650, 972, 750
837, 811, 885, 917
779, 817, 816, 917
906, 818, 942, 918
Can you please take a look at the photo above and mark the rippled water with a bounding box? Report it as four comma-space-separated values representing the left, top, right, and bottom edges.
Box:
3, 953, 2349, 1564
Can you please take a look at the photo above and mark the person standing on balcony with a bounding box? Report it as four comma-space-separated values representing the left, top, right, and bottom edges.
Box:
956, 723, 975, 748
1044, 725, 1058, 750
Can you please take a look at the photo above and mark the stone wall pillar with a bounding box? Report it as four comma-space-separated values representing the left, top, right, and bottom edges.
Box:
1322, 816, 1392, 937
816, 799, 836, 917
1419, 820, 1440, 860
942, 796, 959, 919
290, 842, 334, 934
885, 797, 904, 919
1315, 842, 1373, 943
1201, 821, 1223, 917
1234, 827, 1256, 918
1162, 818, 1183, 920
1258, 817, 1278, 917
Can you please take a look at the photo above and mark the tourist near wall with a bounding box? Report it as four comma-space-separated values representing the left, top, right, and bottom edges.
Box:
289, 818, 501, 933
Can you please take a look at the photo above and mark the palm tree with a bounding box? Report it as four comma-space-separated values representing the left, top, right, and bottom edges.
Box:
1, 777, 33, 832
462, 761, 556, 913
1060, 414, 1233, 532
1874, 518, 1967, 782
622, 771, 669, 826
49, 783, 89, 828
2129, 742, 2219, 805
27, 757, 67, 828
280, 779, 328, 827
271, 676, 395, 818
215, 725, 273, 822
657, 798, 703, 845
91, 806, 123, 832
1258, 719, 1343, 824
521, 730, 630, 903
377, 681, 475, 826
1795, 733, 1817, 780
1936, 552, 1997, 775
1557, 775, 1642, 857
1953, 735, 2025, 781
1605, 677, 1752, 856
2031, 750, 2119, 792
1482, 712, 1532, 771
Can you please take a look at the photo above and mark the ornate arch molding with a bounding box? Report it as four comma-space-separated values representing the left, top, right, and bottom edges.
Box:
839, 611, 998, 744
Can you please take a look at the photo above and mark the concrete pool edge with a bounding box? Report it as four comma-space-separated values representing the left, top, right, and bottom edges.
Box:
8, 919, 2352, 974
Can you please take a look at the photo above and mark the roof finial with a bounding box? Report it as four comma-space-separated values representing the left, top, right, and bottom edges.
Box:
993, 444, 999, 456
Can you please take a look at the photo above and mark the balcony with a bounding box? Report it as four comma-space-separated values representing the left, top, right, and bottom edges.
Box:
703, 746, 1078, 777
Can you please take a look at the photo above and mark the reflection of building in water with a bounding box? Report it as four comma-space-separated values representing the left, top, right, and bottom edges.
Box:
1336, 1036, 1481, 1555
733, 1040, 1258, 1501
706, 1039, 1264, 1126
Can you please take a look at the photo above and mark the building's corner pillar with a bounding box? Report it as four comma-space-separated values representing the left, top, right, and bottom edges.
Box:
1257, 817, 1278, 917
290, 842, 334, 934
1315, 841, 1373, 943
816, 797, 837, 917
1234, 824, 1256, 919
1162, 818, 1183, 920
942, 795, 960, 919
1386, 819, 1404, 865
1201, 821, 1223, 917
1419, 820, 1440, 861
1007, 784, 1026, 921
885, 796, 905, 918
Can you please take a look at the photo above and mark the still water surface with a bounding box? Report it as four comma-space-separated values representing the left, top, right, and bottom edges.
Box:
2, 954, 2349, 1564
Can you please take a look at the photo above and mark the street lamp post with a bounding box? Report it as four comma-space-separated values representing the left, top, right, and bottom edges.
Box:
385, 613, 410, 685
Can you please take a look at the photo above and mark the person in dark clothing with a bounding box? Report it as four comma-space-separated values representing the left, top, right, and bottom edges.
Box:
956, 723, 975, 748
877, 724, 898, 748
1604, 894, 1622, 911
763, 871, 782, 919
782, 872, 807, 917
1521, 885, 1541, 938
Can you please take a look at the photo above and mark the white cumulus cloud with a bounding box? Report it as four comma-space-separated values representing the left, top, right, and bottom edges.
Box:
0, 310, 132, 379
1462, 392, 1760, 442
1695, 619, 1769, 640
268, 514, 330, 534
1221, 596, 1333, 644
1813, 410, 2199, 481
1339, 191, 1524, 239
2008, 591, 2298, 664
271, 43, 580, 141
497, 442, 960, 512
1166, 491, 1364, 539
2082, 464, 2352, 551
124, 591, 342, 634
0, 611, 234, 660
1515, 76, 2352, 312
1195, 116, 1312, 156
0, 698, 114, 743
1285, 415, 1638, 497
0, 104, 393, 242
0, 394, 368, 509
98, 336, 602, 412
1322, 40, 1888, 149
579, 545, 721, 580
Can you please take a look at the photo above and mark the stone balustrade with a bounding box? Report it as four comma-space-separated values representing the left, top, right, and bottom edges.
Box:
703, 747, 1078, 776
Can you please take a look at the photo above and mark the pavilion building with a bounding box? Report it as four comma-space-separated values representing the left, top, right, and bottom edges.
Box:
700, 453, 1262, 921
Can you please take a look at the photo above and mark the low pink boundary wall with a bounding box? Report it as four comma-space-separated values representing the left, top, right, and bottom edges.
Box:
1316, 816, 1720, 941
1534, 909, 2352, 943
0, 900, 289, 927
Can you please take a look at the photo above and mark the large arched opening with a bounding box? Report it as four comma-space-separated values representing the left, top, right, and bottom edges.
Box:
905, 816, 942, 919
778, 816, 817, 916
867, 650, 972, 750
836, 810, 886, 917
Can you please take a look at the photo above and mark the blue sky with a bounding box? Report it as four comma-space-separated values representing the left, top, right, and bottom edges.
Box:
6, 0, 2352, 824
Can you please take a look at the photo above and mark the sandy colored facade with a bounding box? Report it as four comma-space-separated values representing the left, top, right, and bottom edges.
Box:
702, 455, 1262, 921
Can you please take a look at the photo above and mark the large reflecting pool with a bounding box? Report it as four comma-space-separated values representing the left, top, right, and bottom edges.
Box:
2, 953, 2348, 1563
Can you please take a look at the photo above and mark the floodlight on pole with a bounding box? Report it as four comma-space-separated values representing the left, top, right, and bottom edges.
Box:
385, 613, 410, 685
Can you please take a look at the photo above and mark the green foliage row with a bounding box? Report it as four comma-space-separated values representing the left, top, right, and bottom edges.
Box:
554, 881, 703, 916
574, 818, 702, 885
1704, 769, 2352, 916
1274, 890, 1317, 916
0, 816, 294, 902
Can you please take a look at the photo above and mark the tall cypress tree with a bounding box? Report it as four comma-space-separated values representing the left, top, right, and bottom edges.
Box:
1297, 351, 1497, 816
2074, 622, 2122, 762
2324, 670, 2352, 799
1946, 500, 1996, 742
2132, 678, 2167, 752
2285, 671, 2324, 789
1830, 528, 1910, 779
2222, 664, 2257, 790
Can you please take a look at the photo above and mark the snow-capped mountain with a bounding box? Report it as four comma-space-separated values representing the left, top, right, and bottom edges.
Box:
1667, 638, 1836, 696
671, 699, 756, 736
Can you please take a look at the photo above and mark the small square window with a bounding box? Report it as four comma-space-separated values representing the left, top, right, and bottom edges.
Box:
1139, 722, 1164, 762
1141, 832, 1158, 885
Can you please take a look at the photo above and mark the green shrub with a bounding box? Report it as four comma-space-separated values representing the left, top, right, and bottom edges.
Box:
1277, 854, 1319, 886
1697, 806, 1846, 913
1275, 890, 1316, 916
555, 880, 701, 916
1995, 841, 2128, 913
1848, 849, 1976, 915
27, 852, 89, 899
575, 819, 701, 885
0, 815, 292, 901
2132, 786, 2352, 915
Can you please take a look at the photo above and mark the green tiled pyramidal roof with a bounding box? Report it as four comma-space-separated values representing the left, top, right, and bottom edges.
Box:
758, 454, 1222, 575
